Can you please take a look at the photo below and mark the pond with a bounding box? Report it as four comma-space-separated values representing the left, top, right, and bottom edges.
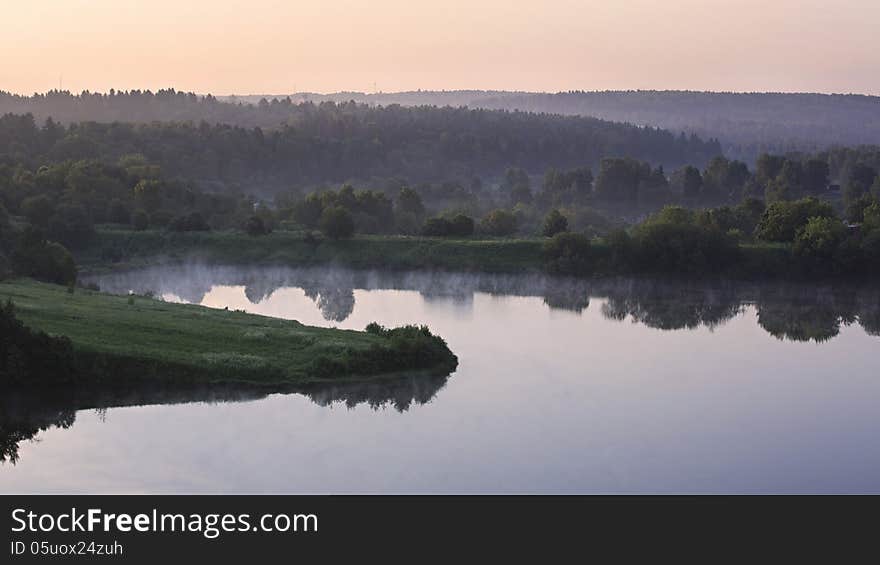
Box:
2, 265, 879, 493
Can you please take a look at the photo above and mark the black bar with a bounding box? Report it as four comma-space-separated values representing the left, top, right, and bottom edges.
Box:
1, 495, 876, 561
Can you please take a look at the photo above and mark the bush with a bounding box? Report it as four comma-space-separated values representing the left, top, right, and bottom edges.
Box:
542, 209, 569, 237
169, 212, 210, 232
420, 214, 474, 237
0, 300, 77, 385
448, 214, 475, 236
131, 209, 150, 231
11, 229, 77, 286
755, 197, 834, 242
244, 215, 270, 236
320, 206, 355, 239
21, 195, 55, 228
543, 232, 593, 275
480, 209, 517, 236
310, 324, 457, 378
605, 228, 635, 271
633, 222, 739, 274
793, 217, 846, 260
47, 204, 94, 248
421, 217, 453, 236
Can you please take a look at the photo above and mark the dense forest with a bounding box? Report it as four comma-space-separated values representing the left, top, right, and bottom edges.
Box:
0, 91, 720, 193
1, 88, 879, 285
223, 90, 880, 163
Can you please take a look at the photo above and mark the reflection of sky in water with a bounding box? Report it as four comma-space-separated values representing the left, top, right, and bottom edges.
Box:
2, 266, 880, 493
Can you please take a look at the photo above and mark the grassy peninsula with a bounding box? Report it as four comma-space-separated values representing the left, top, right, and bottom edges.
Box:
0, 279, 457, 386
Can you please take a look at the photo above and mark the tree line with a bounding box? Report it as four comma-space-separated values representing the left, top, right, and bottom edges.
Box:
0, 93, 721, 192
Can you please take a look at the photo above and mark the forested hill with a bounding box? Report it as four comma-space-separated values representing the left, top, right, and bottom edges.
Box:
0, 92, 720, 191
224, 90, 880, 163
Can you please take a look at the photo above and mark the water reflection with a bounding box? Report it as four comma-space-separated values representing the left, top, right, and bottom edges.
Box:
87, 265, 880, 343
0, 372, 449, 465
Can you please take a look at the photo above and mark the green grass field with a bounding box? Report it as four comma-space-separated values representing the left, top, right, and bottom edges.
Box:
0, 279, 457, 386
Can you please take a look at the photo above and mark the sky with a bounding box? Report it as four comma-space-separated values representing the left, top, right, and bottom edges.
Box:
1, 0, 878, 95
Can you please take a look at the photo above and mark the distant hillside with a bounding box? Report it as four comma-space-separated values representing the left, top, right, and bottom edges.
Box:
0, 93, 720, 192
223, 90, 880, 162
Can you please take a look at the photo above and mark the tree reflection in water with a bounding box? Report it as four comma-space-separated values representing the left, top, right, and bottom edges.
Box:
0, 372, 450, 465
88, 265, 880, 340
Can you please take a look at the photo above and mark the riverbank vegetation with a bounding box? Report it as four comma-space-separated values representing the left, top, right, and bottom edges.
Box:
2, 93, 879, 283
0, 280, 457, 387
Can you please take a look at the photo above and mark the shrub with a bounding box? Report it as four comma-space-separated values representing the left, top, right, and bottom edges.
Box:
244, 215, 270, 236
448, 214, 475, 236
633, 222, 739, 274
47, 204, 94, 248
169, 212, 210, 232
21, 195, 55, 228
793, 216, 846, 258
543, 232, 593, 275
421, 217, 452, 236
542, 209, 569, 237
479, 209, 517, 236
320, 206, 355, 239
0, 300, 77, 385
755, 197, 834, 242
310, 324, 457, 378
11, 228, 78, 286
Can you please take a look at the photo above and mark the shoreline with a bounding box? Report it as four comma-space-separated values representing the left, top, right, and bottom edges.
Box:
0, 279, 458, 387
75, 227, 876, 281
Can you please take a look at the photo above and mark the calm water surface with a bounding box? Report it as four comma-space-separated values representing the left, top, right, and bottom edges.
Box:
2, 265, 879, 493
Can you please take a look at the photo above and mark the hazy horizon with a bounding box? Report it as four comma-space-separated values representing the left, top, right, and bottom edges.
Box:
2, 0, 879, 96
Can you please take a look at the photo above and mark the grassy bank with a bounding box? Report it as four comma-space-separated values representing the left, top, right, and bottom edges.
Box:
78, 228, 545, 274
0, 279, 457, 386
80, 227, 801, 278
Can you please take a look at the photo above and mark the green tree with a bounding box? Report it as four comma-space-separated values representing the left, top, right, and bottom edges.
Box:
133, 179, 163, 214
542, 209, 569, 237
803, 159, 830, 194
448, 214, 475, 236
421, 217, 452, 237
479, 209, 517, 236
543, 232, 592, 276
594, 158, 646, 205
244, 215, 269, 236
755, 154, 786, 185
844, 163, 877, 208
293, 193, 324, 228
47, 204, 94, 248
793, 216, 847, 272
21, 195, 55, 228
672, 165, 702, 200
504, 167, 533, 206
320, 206, 355, 239
396, 187, 425, 220
755, 197, 834, 242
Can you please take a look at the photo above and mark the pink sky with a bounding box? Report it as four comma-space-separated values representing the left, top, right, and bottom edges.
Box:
2, 0, 878, 95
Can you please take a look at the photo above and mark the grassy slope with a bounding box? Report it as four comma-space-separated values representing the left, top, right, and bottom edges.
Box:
0, 279, 454, 385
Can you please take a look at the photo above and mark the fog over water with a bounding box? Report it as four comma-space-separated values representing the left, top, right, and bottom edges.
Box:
3, 265, 879, 493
